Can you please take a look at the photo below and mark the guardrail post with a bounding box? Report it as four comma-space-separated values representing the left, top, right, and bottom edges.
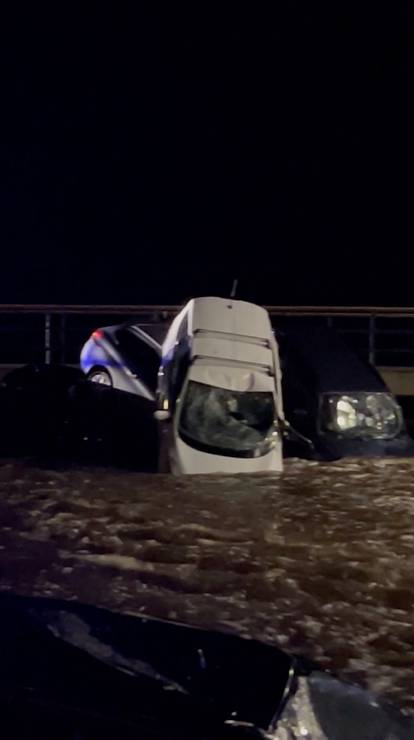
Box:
369, 314, 376, 365
44, 313, 51, 364
60, 313, 66, 364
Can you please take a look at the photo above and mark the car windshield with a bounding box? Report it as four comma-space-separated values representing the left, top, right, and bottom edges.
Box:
178, 380, 276, 457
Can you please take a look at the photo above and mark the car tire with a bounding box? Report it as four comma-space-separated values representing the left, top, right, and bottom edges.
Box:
87, 368, 113, 387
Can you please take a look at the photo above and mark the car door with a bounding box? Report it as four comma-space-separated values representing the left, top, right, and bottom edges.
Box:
115, 326, 161, 398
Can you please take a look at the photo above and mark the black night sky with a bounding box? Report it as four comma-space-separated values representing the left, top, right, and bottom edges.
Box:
1, 6, 413, 306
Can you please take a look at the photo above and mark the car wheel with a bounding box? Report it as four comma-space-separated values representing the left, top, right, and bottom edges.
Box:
87, 368, 113, 386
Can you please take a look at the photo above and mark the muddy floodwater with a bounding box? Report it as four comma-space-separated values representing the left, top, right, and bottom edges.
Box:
0, 457, 414, 714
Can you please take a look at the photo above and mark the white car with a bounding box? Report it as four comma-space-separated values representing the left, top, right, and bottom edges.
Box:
156, 297, 285, 474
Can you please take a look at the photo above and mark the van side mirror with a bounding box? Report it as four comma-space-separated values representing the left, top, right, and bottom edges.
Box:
154, 409, 171, 422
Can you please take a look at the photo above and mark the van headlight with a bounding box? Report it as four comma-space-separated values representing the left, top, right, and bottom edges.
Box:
320, 393, 403, 439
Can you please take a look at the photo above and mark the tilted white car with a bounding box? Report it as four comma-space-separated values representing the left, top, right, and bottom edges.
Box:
156, 297, 285, 474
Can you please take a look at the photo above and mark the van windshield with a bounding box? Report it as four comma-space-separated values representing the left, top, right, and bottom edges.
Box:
178, 381, 276, 457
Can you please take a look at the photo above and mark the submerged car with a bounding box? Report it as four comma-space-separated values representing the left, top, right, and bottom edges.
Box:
80, 322, 162, 399
1, 592, 412, 739
0, 362, 159, 470
155, 296, 285, 474
279, 322, 414, 458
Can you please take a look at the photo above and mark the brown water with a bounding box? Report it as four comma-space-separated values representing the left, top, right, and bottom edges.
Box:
0, 457, 414, 713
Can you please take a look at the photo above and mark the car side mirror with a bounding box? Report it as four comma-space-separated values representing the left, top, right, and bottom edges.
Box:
154, 409, 171, 422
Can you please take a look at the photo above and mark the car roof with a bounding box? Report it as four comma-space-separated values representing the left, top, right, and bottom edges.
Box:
279, 323, 387, 393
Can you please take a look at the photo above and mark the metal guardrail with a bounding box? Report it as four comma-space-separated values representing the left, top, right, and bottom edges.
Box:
0, 304, 177, 316
2, 304, 414, 316
1, 305, 414, 367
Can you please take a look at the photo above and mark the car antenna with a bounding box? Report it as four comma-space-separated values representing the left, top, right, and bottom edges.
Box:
230, 278, 238, 298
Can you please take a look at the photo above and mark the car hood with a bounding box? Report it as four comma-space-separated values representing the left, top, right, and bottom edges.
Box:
0, 592, 412, 739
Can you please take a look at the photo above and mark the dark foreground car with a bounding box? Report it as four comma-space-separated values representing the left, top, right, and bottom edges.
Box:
278, 323, 414, 459
0, 363, 159, 470
0, 593, 412, 739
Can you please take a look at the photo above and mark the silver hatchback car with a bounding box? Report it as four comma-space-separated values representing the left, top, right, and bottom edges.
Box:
80, 323, 162, 400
